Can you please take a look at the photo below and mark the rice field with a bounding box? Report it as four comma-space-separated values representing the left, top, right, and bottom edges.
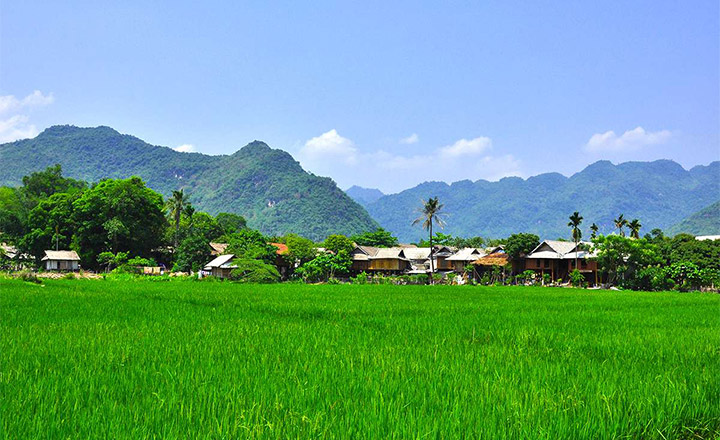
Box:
1, 278, 718, 439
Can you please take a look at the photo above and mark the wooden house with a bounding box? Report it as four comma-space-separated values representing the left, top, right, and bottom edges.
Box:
446, 248, 484, 272
368, 247, 410, 273
523, 240, 598, 284
42, 250, 80, 271
203, 254, 237, 279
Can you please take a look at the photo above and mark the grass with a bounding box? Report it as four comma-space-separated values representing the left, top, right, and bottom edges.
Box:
1, 278, 719, 439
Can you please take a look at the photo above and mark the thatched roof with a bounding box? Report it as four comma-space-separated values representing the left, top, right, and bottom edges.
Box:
473, 253, 509, 266
209, 242, 229, 256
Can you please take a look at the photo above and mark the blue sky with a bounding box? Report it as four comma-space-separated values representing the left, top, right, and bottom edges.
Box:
1, 1, 718, 192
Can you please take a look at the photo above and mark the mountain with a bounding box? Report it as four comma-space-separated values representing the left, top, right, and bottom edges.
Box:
364, 160, 720, 242
345, 186, 385, 206
0, 125, 378, 241
666, 201, 720, 236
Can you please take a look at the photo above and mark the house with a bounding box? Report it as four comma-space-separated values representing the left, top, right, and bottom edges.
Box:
446, 248, 485, 272
433, 246, 456, 271
270, 242, 291, 278
42, 250, 81, 271
471, 249, 511, 282
350, 245, 379, 273
523, 240, 599, 284
368, 247, 410, 273
203, 254, 237, 279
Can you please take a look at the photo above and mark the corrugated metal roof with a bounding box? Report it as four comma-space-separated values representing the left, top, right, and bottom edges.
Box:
446, 248, 482, 261
204, 254, 236, 269
42, 250, 80, 261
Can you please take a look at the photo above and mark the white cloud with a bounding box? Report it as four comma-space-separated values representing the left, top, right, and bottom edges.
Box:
400, 133, 419, 144
300, 129, 357, 164
174, 144, 196, 153
439, 136, 492, 157
297, 131, 519, 193
0, 90, 54, 143
585, 126, 671, 152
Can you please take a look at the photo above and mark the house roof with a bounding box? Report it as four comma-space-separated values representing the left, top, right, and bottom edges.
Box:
403, 248, 431, 260
42, 250, 80, 261
473, 252, 509, 266
204, 254, 237, 270
270, 243, 289, 255
526, 240, 593, 260
209, 242, 228, 255
446, 248, 483, 261
370, 247, 408, 260
1, 243, 18, 259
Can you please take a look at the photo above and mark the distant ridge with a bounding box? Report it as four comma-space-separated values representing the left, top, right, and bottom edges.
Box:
345, 186, 385, 206
363, 159, 720, 241
0, 126, 378, 240
667, 201, 720, 236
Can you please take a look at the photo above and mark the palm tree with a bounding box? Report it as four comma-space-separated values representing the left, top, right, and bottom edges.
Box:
412, 197, 446, 284
590, 223, 599, 240
166, 189, 189, 249
568, 211, 583, 270
614, 214, 627, 237
628, 218, 642, 239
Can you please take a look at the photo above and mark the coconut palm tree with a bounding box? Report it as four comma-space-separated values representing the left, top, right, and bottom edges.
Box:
614, 214, 627, 237
628, 218, 642, 239
412, 197, 446, 284
568, 211, 583, 270
166, 189, 189, 249
590, 223, 599, 240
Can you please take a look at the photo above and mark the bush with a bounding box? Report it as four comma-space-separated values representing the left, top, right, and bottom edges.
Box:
570, 269, 584, 288
229, 259, 280, 283
350, 272, 369, 284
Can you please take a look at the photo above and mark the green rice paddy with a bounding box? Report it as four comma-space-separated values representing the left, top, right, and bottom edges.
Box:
1, 278, 718, 438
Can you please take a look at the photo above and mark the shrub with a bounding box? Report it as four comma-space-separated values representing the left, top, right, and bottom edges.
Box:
570, 269, 584, 288
19, 271, 41, 284
350, 272, 369, 284
229, 259, 280, 284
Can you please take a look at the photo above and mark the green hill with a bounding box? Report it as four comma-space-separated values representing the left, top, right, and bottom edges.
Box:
666, 201, 720, 236
0, 126, 378, 240
364, 160, 720, 242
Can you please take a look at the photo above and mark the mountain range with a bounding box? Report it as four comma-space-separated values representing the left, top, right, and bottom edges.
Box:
353, 160, 719, 242
0, 126, 378, 241
0, 125, 717, 242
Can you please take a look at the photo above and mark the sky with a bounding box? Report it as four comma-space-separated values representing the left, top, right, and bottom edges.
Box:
1, 1, 718, 193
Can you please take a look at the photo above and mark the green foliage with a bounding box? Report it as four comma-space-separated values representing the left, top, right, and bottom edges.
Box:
667, 201, 720, 236
516, 270, 536, 285
591, 235, 661, 286
226, 229, 277, 264
229, 259, 280, 283
351, 228, 398, 247
20, 192, 80, 262
21, 164, 85, 199
569, 269, 585, 288
72, 177, 167, 267
416, 232, 485, 249
173, 235, 212, 273
280, 233, 317, 270
215, 212, 247, 235
504, 233, 540, 259
295, 250, 352, 282
322, 235, 354, 255
0, 127, 378, 240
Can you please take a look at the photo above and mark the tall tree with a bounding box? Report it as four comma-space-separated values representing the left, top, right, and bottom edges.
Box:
568, 211, 584, 270
166, 189, 189, 249
590, 223, 599, 240
614, 214, 628, 237
628, 218, 642, 239
412, 197, 446, 283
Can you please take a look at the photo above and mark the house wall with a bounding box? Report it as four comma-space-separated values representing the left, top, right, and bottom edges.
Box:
45, 260, 79, 271
211, 267, 233, 279
369, 259, 406, 271
351, 260, 370, 273
435, 258, 453, 270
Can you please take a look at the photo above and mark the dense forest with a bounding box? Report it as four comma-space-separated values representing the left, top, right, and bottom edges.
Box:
0, 126, 378, 241
358, 160, 719, 241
